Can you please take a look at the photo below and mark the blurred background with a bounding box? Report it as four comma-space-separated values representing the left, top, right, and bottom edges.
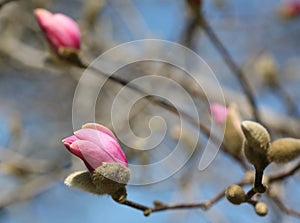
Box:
0, 0, 300, 222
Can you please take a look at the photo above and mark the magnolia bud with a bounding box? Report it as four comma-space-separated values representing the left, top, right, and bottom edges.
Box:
225, 184, 246, 205
64, 171, 100, 195
268, 138, 300, 163
255, 202, 268, 216
92, 162, 131, 199
241, 121, 271, 170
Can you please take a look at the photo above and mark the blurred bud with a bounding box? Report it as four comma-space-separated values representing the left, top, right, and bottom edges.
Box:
34, 8, 81, 57
92, 162, 131, 199
254, 54, 278, 87
223, 103, 244, 160
278, 0, 300, 19
241, 121, 271, 170
62, 123, 128, 172
255, 202, 268, 216
225, 184, 246, 205
268, 138, 300, 163
210, 103, 228, 125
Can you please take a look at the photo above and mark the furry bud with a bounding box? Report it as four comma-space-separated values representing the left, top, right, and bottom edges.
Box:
64, 171, 101, 195
241, 121, 271, 170
268, 138, 300, 163
225, 184, 246, 205
92, 162, 131, 199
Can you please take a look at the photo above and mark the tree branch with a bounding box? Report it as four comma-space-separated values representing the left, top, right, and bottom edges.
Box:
0, 0, 18, 9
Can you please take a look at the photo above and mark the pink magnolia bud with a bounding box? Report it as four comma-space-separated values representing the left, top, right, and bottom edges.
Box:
63, 123, 128, 172
210, 103, 228, 125
34, 8, 81, 55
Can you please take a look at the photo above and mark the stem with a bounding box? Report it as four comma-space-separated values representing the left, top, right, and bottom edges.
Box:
254, 169, 264, 188
245, 188, 256, 200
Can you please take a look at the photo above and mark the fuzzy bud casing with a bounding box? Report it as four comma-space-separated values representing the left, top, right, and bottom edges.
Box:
268, 138, 300, 163
92, 162, 131, 199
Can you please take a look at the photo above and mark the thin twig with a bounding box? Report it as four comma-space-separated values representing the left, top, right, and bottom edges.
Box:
269, 160, 300, 183
198, 14, 261, 123
115, 179, 252, 216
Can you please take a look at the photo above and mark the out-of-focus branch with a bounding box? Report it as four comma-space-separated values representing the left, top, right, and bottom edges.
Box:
270, 193, 300, 218
269, 160, 300, 183
198, 14, 261, 123
0, 0, 18, 9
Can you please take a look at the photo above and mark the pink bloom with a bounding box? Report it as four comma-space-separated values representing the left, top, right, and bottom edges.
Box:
210, 103, 228, 125
34, 8, 81, 54
63, 123, 128, 172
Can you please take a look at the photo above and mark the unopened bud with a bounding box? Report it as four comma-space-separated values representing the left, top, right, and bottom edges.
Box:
225, 184, 246, 205
268, 138, 300, 163
241, 121, 271, 170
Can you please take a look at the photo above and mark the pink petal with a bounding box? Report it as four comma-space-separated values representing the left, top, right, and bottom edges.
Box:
62, 135, 82, 157
210, 103, 228, 124
75, 128, 127, 166
70, 140, 116, 172
82, 123, 117, 141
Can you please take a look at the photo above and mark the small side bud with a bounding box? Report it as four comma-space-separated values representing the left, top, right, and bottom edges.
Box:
241, 121, 271, 170
255, 202, 268, 216
225, 184, 246, 205
92, 162, 131, 199
144, 209, 152, 217
268, 138, 300, 163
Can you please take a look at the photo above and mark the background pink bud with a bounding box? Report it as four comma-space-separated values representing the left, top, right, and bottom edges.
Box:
210, 103, 228, 125
34, 8, 81, 54
279, 0, 300, 18
63, 123, 128, 172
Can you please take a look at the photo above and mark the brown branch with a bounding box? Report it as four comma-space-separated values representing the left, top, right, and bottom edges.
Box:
114, 179, 252, 216
198, 14, 261, 123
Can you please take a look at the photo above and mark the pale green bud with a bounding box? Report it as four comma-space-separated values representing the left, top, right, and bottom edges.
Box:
241, 121, 271, 170
268, 138, 300, 163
